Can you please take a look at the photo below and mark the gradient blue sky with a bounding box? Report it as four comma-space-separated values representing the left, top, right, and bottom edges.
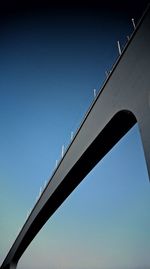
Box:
0, 2, 150, 269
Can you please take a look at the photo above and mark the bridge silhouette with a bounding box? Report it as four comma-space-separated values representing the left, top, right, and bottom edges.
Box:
1, 5, 150, 269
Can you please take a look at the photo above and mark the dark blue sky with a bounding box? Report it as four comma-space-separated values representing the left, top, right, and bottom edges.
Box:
0, 1, 150, 269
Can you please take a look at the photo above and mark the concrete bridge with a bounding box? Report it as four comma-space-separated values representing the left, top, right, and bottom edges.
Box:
1, 5, 150, 269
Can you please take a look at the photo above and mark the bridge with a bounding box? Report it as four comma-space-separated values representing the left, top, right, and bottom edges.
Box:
1, 5, 150, 269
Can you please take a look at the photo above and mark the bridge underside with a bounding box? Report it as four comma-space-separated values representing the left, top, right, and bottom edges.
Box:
1, 5, 150, 269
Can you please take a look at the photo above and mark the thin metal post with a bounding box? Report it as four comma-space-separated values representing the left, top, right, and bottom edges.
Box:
44, 180, 47, 188
105, 70, 109, 78
71, 131, 74, 141
93, 89, 96, 98
55, 159, 58, 168
26, 210, 29, 219
39, 187, 42, 197
117, 40, 121, 56
132, 18, 136, 30
61, 145, 64, 158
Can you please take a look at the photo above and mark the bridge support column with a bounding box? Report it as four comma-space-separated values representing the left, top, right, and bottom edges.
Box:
137, 103, 150, 179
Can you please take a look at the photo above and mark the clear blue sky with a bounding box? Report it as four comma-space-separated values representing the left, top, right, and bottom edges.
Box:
0, 2, 150, 269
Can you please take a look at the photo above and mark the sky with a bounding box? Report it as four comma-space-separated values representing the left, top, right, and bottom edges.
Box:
0, 1, 150, 269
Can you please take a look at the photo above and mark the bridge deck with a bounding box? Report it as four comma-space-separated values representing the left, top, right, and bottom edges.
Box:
1, 5, 150, 269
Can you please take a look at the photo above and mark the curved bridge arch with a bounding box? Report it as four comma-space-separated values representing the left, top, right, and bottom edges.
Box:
1, 5, 150, 269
